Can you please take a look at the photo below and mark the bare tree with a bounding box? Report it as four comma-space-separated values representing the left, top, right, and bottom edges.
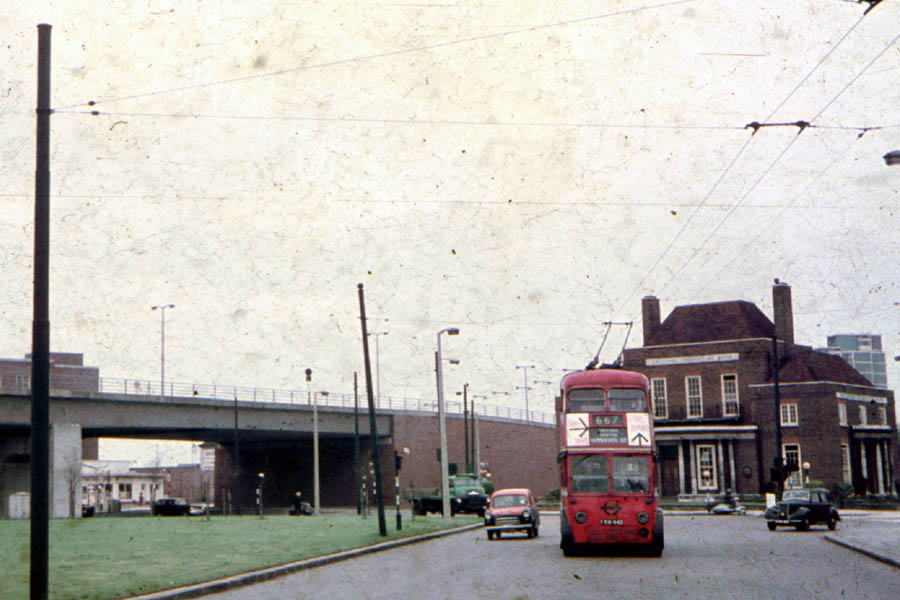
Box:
63, 455, 81, 519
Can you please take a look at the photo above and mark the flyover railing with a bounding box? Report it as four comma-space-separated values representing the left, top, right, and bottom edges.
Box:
95, 377, 555, 425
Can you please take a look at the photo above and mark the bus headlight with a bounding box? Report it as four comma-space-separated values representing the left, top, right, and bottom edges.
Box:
637, 512, 649, 524
574, 511, 588, 524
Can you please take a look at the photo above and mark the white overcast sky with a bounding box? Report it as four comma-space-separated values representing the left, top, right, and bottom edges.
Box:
3, 1, 900, 461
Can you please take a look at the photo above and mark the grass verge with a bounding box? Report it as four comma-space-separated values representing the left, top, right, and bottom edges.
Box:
1, 513, 479, 600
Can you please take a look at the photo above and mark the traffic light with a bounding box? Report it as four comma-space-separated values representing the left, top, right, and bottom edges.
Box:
394, 453, 403, 471
771, 457, 799, 483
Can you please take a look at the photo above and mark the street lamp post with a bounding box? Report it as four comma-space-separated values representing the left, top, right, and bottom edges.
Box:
369, 330, 388, 406
460, 384, 470, 472
313, 389, 328, 516
151, 304, 175, 400
515, 364, 535, 421
436, 327, 459, 523
472, 394, 486, 482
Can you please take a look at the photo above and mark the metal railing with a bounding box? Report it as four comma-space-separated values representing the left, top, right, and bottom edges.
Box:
94, 377, 555, 425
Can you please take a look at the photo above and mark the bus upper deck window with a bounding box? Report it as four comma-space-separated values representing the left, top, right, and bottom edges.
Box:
568, 389, 605, 412
608, 389, 646, 412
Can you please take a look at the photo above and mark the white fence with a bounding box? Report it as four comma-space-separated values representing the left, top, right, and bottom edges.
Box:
96, 377, 555, 425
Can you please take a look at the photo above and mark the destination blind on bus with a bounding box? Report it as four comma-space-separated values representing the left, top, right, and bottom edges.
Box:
565, 412, 652, 447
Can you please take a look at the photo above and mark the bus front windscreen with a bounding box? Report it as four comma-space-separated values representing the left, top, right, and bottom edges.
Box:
611, 455, 650, 493
568, 389, 605, 412
607, 388, 646, 412
570, 455, 650, 494
569, 455, 608, 493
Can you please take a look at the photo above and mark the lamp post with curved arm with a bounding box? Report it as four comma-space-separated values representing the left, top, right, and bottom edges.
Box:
515, 364, 535, 421
151, 304, 175, 401
436, 327, 459, 523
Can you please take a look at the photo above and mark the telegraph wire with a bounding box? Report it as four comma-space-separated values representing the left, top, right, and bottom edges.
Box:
53, 0, 692, 111
1, 191, 894, 210
1, 189, 896, 210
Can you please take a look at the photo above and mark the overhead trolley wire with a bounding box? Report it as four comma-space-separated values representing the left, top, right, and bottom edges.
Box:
657, 27, 900, 297
613, 7, 881, 314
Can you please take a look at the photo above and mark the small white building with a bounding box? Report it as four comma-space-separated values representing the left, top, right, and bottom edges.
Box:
82, 460, 164, 511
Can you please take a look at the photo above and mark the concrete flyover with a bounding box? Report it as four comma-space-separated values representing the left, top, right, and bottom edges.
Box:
0, 388, 557, 518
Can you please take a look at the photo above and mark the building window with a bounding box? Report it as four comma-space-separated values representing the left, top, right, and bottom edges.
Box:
841, 444, 851, 485
877, 406, 887, 426
686, 376, 703, 418
696, 445, 717, 491
780, 403, 798, 426
859, 405, 867, 425
119, 483, 132, 500
783, 444, 802, 488
651, 378, 667, 419
838, 403, 847, 426
721, 374, 739, 416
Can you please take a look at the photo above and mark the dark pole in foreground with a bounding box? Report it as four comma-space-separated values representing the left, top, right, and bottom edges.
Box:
354, 371, 361, 515
31, 23, 52, 600
358, 284, 387, 536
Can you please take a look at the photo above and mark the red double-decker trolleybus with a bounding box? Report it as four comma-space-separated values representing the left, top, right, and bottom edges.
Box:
557, 367, 663, 557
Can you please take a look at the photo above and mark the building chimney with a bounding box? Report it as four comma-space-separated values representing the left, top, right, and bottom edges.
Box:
642, 295, 660, 346
773, 281, 794, 348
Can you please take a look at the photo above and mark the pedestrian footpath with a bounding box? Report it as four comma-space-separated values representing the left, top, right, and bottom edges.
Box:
824, 511, 900, 570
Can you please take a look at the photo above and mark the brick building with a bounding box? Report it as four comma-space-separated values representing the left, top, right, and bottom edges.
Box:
0, 352, 101, 460
622, 282, 897, 499
0, 352, 100, 396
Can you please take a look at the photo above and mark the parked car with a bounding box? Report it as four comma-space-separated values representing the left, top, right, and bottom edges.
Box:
151, 497, 191, 516
483, 488, 540, 540
764, 488, 840, 531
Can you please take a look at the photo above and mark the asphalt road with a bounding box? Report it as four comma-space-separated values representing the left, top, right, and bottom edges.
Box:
203, 514, 897, 600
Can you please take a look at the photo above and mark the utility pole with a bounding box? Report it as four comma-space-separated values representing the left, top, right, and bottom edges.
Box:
30, 23, 52, 600
358, 284, 387, 535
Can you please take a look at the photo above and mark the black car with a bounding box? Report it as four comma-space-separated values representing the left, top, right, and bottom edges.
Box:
764, 488, 839, 531
152, 497, 191, 516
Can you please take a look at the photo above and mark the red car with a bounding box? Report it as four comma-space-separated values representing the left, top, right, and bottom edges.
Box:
484, 488, 540, 540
